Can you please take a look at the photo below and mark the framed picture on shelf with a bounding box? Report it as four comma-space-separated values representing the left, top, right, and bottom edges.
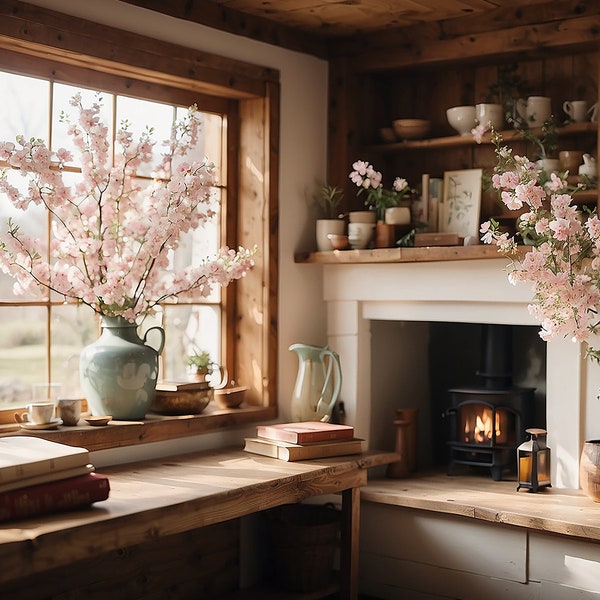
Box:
439, 168, 483, 240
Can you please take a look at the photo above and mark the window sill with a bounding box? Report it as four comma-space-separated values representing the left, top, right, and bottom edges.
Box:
0, 405, 277, 452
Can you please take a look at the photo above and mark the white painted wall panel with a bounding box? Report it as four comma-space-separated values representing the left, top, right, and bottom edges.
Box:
361, 503, 527, 582
360, 550, 540, 600
530, 532, 600, 594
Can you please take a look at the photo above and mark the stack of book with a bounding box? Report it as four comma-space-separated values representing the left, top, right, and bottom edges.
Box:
243, 421, 363, 461
0, 436, 110, 522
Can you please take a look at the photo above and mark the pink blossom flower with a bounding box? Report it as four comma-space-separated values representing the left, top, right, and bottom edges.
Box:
0, 94, 256, 320
481, 131, 600, 360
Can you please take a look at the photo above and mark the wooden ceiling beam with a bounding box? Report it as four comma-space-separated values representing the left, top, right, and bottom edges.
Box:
339, 12, 600, 72
120, 0, 330, 59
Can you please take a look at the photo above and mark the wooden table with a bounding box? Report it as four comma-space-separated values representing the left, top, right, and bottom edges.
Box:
0, 447, 397, 598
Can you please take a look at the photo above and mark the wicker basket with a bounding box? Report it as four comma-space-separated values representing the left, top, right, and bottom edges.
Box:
265, 503, 340, 593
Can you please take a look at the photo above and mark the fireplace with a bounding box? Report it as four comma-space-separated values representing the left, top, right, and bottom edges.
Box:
446, 324, 535, 480
321, 256, 598, 489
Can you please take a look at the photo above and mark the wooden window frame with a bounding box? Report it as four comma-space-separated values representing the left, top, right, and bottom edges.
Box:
0, 1, 278, 448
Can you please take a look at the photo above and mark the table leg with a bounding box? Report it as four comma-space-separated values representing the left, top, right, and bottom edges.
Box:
340, 486, 360, 599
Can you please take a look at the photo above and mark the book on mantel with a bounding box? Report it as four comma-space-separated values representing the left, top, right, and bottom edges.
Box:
243, 436, 364, 462
255, 421, 354, 445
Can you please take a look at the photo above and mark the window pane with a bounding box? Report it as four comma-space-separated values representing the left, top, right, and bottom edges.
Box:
0, 72, 49, 142
117, 96, 174, 177
0, 306, 48, 408
50, 303, 97, 397
162, 304, 220, 380
0, 170, 47, 301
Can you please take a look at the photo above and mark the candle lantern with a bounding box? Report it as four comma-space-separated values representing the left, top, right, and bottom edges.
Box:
517, 428, 551, 492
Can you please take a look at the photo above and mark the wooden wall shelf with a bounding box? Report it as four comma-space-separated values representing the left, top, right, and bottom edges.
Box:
367, 121, 597, 153
295, 245, 527, 265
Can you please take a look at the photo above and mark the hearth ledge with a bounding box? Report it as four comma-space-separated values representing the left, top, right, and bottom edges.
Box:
362, 472, 600, 543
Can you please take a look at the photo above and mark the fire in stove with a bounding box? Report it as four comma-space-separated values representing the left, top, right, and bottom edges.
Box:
446, 324, 534, 481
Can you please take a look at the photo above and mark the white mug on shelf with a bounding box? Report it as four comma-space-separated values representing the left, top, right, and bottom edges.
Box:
516, 96, 551, 128
475, 103, 504, 130
348, 222, 374, 249
588, 102, 598, 123
563, 100, 588, 123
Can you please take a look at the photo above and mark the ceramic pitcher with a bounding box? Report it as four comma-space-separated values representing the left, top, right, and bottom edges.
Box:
289, 343, 342, 422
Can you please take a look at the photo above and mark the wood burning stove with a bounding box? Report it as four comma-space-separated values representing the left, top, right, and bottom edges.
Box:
446, 324, 534, 480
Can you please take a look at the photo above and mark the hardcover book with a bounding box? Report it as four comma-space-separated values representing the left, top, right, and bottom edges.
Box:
0, 472, 110, 522
0, 437, 90, 485
243, 437, 363, 462
0, 464, 96, 494
256, 421, 354, 444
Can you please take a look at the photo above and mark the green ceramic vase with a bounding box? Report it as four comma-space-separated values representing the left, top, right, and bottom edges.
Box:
80, 316, 165, 420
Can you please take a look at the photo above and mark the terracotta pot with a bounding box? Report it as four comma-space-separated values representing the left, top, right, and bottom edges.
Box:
580, 440, 600, 502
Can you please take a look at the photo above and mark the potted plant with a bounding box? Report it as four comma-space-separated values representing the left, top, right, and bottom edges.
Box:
187, 350, 214, 380
348, 160, 414, 247
314, 183, 345, 252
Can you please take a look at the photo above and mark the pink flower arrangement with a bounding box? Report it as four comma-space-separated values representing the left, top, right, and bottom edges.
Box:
480, 131, 600, 360
0, 93, 255, 322
349, 160, 413, 220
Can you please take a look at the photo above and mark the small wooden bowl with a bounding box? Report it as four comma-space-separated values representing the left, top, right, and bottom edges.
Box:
85, 415, 112, 426
327, 233, 349, 250
214, 386, 248, 409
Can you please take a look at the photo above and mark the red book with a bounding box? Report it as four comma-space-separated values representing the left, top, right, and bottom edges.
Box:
256, 421, 354, 444
0, 473, 110, 523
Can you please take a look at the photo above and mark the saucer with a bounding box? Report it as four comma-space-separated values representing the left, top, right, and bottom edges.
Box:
20, 418, 63, 430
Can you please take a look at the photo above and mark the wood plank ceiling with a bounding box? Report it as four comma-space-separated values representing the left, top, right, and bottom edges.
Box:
122, 0, 580, 58
201, 0, 553, 37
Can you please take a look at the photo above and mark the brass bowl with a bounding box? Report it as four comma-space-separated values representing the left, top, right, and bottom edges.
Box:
151, 387, 214, 415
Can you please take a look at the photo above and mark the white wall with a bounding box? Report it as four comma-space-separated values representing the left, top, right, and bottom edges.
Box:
27, 1, 330, 450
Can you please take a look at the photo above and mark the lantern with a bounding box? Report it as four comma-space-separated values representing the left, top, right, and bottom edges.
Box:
517, 428, 551, 492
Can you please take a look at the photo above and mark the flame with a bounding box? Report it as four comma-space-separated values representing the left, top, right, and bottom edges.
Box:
463, 408, 501, 443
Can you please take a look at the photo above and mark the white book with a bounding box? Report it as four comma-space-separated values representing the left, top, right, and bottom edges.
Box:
0, 436, 90, 485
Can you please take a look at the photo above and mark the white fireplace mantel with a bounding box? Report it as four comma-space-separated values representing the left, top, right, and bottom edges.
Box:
320, 255, 600, 489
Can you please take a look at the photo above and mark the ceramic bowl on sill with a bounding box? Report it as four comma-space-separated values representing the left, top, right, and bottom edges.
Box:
392, 118, 431, 140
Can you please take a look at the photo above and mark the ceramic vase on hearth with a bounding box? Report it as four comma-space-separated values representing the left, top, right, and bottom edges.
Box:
80, 316, 165, 420
580, 440, 600, 502
387, 408, 418, 478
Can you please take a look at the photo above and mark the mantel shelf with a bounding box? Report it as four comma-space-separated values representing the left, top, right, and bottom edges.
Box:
295, 245, 529, 265
367, 121, 597, 152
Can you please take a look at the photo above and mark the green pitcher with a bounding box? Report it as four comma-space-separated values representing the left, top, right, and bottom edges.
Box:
289, 343, 342, 423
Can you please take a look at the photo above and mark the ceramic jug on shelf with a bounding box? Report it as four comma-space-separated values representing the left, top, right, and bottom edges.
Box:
289, 343, 342, 422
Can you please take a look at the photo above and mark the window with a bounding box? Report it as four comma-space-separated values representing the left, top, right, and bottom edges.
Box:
0, 4, 277, 427
0, 73, 228, 406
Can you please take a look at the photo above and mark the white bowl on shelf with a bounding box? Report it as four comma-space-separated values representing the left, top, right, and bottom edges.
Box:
447, 106, 477, 136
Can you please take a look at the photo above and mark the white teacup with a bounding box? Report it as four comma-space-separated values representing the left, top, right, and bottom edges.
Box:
563, 100, 588, 123
20, 402, 55, 424
517, 96, 551, 128
475, 103, 504, 130
348, 222, 374, 249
